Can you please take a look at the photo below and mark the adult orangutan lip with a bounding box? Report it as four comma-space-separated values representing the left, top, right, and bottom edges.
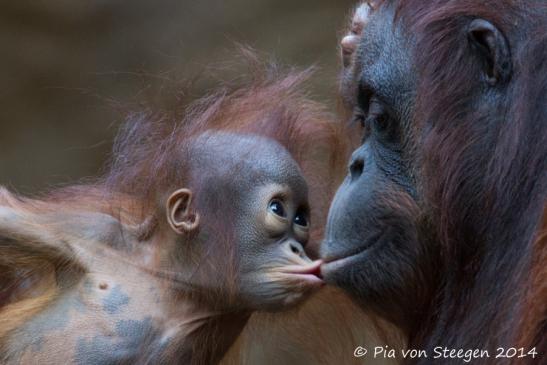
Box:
320, 241, 378, 278
321, 231, 382, 264
322, 243, 371, 264
320, 249, 370, 278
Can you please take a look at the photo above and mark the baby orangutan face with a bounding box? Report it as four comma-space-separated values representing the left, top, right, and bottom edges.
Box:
236, 180, 322, 310
165, 131, 323, 311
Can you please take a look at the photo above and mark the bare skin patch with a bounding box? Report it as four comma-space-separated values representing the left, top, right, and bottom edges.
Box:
9, 291, 85, 359
101, 285, 130, 315
74, 317, 159, 365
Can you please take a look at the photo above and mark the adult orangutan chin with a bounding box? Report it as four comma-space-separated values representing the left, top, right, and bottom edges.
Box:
321, 1, 546, 364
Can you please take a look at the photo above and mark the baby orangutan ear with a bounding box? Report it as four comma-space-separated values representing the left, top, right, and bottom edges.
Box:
166, 188, 200, 234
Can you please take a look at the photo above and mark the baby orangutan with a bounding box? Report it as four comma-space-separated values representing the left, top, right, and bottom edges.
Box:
0, 84, 327, 363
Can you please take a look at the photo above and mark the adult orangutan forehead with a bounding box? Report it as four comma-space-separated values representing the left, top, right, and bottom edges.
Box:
186, 131, 308, 194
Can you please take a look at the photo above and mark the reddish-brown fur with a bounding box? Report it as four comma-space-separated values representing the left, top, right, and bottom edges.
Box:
1, 63, 382, 364
402, 1, 546, 358
338, 1, 546, 363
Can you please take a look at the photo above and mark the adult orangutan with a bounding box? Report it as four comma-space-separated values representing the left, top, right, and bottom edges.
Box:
322, 1, 546, 364
0, 68, 352, 364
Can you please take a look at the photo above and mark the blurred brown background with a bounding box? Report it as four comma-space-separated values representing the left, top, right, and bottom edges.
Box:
0, 0, 353, 194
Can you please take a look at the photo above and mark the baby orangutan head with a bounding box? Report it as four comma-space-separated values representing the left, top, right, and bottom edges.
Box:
163, 131, 323, 311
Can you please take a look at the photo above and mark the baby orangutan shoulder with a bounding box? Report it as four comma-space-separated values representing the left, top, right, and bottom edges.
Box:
0, 131, 323, 365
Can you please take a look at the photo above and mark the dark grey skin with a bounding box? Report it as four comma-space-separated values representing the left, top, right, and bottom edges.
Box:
321, 3, 425, 330
321, 0, 517, 334
0, 132, 323, 364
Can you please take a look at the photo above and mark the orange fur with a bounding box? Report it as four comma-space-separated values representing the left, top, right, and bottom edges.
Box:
0, 66, 386, 364
0, 285, 58, 340
222, 287, 403, 365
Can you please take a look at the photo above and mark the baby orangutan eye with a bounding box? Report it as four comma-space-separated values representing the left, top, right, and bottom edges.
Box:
268, 199, 286, 218
293, 212, 308, 227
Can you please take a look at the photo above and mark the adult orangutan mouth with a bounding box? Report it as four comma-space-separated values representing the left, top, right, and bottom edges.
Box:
320, 243, 373, 276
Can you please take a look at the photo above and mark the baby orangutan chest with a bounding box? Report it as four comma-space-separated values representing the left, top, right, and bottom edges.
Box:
7, 273, 181, 365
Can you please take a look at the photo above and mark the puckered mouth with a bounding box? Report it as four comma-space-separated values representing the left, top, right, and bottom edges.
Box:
278, 259, 324, 285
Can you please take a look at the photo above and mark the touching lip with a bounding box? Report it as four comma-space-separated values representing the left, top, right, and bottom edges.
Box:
320, 244, 372, 277
280, 259, 324, 283
321, 242, 371, 264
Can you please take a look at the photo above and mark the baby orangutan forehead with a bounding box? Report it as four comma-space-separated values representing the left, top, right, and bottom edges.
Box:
187, 131, 307, 193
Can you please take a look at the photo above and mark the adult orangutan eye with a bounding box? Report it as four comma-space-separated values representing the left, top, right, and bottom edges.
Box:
366, 96, 399, 142
268, 200, 286, 217
353, 107, 367, 128
293, 212, 308, 227
374, 114, 389, 131
368, 97, 389, 131
352, 106, 371, 143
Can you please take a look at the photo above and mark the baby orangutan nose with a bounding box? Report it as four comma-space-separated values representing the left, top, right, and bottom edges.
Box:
282, 239, 323, 280
288, 240, 305, 257
286, 240, 324, 279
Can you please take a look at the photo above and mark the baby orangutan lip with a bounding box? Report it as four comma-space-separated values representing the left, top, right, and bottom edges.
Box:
280, 259, 324, 284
